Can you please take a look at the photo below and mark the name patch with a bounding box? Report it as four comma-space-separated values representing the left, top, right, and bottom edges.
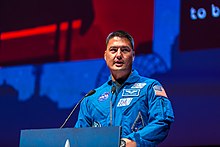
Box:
122, 89, 140, 97
117, 98, 133, 107
131, 83, 146, 89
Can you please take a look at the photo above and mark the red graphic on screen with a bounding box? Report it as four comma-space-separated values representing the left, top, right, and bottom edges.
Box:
0, 0, 154, 66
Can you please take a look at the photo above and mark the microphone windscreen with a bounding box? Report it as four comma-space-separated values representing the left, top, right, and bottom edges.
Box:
111, 86, 116, 94
85, 89, 96, 97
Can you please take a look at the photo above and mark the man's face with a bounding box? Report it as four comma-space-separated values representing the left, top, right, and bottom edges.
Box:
104, 36, 135, 74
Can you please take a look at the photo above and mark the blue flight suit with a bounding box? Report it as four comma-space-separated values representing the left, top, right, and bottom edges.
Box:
75, 70, 174, 146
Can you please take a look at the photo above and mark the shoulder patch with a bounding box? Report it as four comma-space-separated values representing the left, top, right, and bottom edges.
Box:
153, 85, 168, 98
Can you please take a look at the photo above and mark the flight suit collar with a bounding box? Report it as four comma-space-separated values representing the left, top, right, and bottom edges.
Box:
107, 70, 140, 86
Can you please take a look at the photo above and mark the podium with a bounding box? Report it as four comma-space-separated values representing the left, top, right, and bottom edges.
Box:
20, 126, 121, 147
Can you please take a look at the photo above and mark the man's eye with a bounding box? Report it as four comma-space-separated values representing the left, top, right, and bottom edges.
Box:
110, 48, 117, 52
121, 47, 130, 52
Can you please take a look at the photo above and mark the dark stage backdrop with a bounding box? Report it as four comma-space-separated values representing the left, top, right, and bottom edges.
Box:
0, 0, 220, 146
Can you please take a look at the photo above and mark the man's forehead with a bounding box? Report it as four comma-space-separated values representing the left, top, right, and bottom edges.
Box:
108, 37, 132, 47
109, 36, 129, 41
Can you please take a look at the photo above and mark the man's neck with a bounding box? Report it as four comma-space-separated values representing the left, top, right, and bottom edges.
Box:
111, 70, 132, 85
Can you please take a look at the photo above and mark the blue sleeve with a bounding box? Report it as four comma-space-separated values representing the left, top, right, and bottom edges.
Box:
125, 82, 175, 146
74, 98, 93, 128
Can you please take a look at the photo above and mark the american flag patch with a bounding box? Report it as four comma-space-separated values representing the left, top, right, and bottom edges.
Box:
153, 85, 168, 98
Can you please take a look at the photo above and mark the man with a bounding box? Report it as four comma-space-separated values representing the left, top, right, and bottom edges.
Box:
75, 30, 174, 147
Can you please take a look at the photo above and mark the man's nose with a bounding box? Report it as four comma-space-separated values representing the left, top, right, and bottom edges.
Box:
116, 49, 122, 57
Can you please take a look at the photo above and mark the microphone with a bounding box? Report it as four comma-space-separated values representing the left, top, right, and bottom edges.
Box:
110, 86, 116, 126
60, 89, 96, 128
111, 86, 116, 94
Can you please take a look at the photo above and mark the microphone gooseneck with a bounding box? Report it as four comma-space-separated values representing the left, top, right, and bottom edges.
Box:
110, 86, 116, 126
60, 89, 96, 128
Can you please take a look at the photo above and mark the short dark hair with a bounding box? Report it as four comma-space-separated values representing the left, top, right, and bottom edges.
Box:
106, 30, 134, 49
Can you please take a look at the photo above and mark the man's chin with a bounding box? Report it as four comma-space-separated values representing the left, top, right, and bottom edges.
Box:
111, 67, 125, 71
110, 68, 131, 74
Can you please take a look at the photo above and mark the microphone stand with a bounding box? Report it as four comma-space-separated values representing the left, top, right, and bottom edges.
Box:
60, 90, 95, 128
110, 86, 116, 126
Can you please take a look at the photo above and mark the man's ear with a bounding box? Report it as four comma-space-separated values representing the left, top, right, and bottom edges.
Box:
132, 51, 135, 62
104, 51, 106, 61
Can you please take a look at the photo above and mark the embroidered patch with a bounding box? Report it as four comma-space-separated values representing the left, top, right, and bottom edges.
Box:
117, 98, 133, 107
98, 92, 110, 102
122, 89, 140, 97
153, 85, 168, 98
131, 83, 146, 89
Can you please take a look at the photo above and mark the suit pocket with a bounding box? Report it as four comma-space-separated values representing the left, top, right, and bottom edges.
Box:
131, 111, 145, 132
